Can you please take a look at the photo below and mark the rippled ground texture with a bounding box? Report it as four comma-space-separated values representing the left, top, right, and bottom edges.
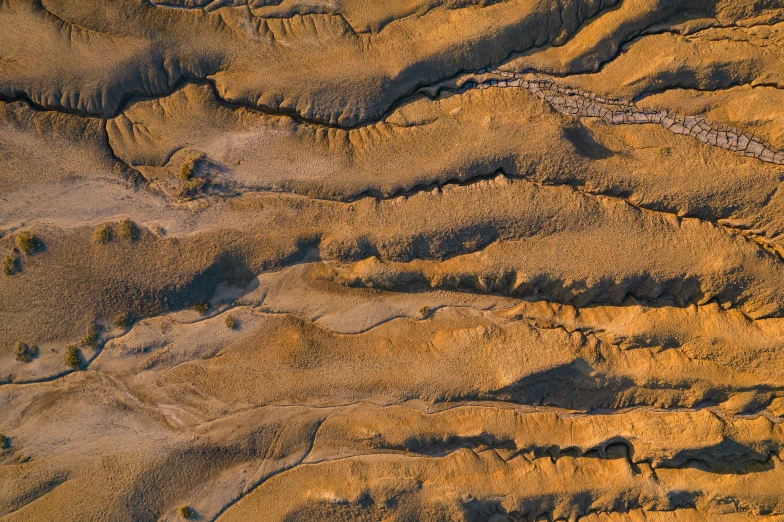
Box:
3, 0, 784, 520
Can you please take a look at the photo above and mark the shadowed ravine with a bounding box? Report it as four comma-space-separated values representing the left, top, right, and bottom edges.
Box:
3, 0, 784, 520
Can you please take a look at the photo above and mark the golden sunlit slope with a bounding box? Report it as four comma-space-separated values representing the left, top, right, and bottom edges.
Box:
3, 0, 784, 520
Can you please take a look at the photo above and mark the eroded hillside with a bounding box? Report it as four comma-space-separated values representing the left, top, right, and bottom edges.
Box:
3, 0, 784, 520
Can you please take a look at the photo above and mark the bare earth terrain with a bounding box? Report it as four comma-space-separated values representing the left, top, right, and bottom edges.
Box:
4, 0, 784, 520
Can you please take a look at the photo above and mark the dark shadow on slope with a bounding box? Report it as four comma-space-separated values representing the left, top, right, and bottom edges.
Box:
563, 124, 616, 159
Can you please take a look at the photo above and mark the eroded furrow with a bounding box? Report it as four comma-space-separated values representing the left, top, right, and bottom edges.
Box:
444, 71, 784, 165
4, 1, 784, 519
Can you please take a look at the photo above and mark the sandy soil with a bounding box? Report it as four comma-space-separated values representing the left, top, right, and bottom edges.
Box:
3, 0, 784, 520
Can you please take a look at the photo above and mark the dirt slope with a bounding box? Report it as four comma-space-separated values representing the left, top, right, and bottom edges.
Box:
2, 0, 784, 520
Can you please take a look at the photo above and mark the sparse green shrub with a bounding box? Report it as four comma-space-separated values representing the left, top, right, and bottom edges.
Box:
14, 342, 37, 363
94, 224, 112, 244
64, 345, 82, 369
179, 506, 195, 519
83, 323, 99, 347
118, 219, 138, 241
419, 306, 432, 318
657, 146, 672, 157
192, 301, 209, 315
113, 313, 130, 329
224, 314, 236, 329
2, 253, 19, 276
16, 232, 36, 254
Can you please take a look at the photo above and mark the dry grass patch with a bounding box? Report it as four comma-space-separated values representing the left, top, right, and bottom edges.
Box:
64, 345, 82, 369
179, 155, 200, 180
14, 342, 37, 363
177, 153, 208, 197
113, 313, 130, 329
118, 219, 138, 241
225, 314, 236, 329
16, 231, 37, 254
192, 301, 209, 315
178, 177, 208, 197
83, 323, 99, 347
2, 253, 19, 275
94, 224, 112, 244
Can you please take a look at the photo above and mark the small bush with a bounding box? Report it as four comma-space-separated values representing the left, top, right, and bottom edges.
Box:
14, 342, 37, 363
64, 345, 82, 369
179, 156, 199, 180
191, 301, 209, 315
94, 224, 112, 244
83, 323, 99, 347
2, 253, 19, 276
656, 146, 672, 157
419, 306, 432, 318
224, 314, 236, 329
0, 434, 7, 450
118, 219, 138, 242
179, 506, 195, 519
113, 313, 130, 329
16, 232, 36, 254
178, 177, 208, 197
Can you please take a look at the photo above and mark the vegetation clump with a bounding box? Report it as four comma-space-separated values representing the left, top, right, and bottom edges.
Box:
656, 146, 672, 157
178, 177, 208, 197
179, 506, 195, 519
224, 314, 236, 329
2, 253, 19, 275
64, 345, 82, 369
94, 224, 112, 244
14, 342, 37, 363
192, 301, 209, 315
83, 323, 99, 347
177, 153, 208, 197
0, 434, 7, 450
16, 232, 37, 254
419, 306, 432, 318
113, 313, 130, 329
179, 155, 200, 180
118, 219, 138, 242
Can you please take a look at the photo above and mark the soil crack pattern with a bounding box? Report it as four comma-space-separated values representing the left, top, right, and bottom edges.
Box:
4, 2, 784, 520
450, 70, 784, 166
